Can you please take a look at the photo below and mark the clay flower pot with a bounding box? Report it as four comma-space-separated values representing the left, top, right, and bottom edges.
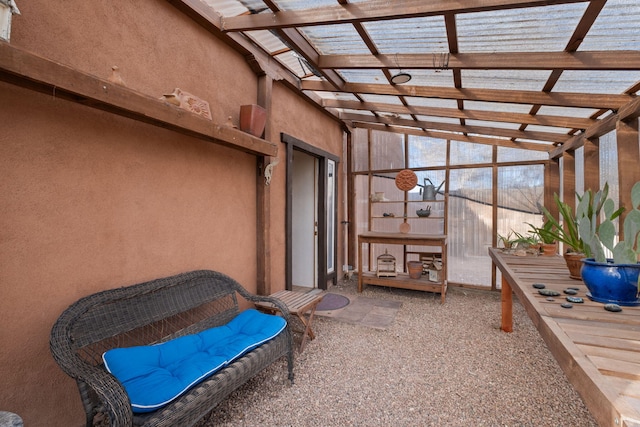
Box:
239, 104, 267, 137
407, 261, 423, 279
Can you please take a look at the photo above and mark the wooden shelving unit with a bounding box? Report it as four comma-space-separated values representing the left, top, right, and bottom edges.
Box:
357, 231, 448, 302
360, 170, 449, 302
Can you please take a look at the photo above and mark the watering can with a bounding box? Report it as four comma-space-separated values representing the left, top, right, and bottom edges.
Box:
420, 178, 445, 200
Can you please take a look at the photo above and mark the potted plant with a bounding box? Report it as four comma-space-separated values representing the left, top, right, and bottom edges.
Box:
578, 181, 640, 306
527, 220, 558, 256
537, 186, 612, 279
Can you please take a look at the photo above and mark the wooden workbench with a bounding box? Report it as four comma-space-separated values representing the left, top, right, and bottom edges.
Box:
358, 231, 447, 302
489, 247, 640, 427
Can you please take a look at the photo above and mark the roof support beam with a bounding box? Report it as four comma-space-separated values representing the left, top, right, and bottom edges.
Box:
318, 51, 640, 71
222, 0, 590, 31
324, 99, 596, 130
355, 122, 551, 152
342, 112, 568, 143
302, 80, 631, 110
550, 96, 640, 158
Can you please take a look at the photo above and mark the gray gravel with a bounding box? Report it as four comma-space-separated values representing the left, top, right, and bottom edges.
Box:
198, 278, 598, 427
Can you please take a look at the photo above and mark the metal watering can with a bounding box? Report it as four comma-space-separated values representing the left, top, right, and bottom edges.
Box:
419, 178, 445, 201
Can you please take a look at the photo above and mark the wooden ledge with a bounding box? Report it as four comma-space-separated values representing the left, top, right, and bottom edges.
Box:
0, 41, 278, 157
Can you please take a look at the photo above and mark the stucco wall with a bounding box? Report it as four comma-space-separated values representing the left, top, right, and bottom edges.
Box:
0, 1, 344, 425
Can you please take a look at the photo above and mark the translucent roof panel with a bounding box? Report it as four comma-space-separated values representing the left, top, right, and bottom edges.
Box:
464, 101, 534, 114
537, 105, 600, 118
358, 94, 405, 105
457, 3, 589, 52
337, 69, 388, 84
553, 71, 640, 95
362, 16, 449, 54
301, 24, 371, 55
461, 70, 552, 91
404, 97, 460, 109
579, 0, 640, 51
397, 69, 455, 88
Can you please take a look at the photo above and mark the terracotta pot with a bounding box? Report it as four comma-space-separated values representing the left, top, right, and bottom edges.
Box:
407, 261, 423, 279
540, 242, 557, 256
563, 251, 584, 280
239, 104, 267, 137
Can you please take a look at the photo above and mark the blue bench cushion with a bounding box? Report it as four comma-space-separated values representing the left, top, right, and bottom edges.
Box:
102, 308, 286, 413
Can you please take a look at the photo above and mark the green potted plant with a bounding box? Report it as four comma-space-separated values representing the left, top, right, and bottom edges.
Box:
537, 185, 613, 279
578, 181, 640, 306
527, 220, 558, 256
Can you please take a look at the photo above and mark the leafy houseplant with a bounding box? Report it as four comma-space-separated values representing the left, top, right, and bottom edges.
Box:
578, 181, 640, 306
538, 184, 615, 278
527, 220, 558, 256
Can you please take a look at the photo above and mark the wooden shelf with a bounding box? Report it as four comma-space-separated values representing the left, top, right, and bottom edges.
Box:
360, 271, 446, 294
0, 41, 278, 157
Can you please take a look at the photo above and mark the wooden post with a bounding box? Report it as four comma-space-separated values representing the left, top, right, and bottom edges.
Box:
583, 137, 600, 193
501, 276, 513, 332
256, 75, 273, 296
617, 118, 640, 237
545, 159, 560, 219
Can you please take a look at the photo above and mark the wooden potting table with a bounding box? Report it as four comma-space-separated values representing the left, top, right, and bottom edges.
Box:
489, 247, 640, 427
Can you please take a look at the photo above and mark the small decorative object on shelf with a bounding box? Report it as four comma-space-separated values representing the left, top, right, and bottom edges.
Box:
376, 250, 397, 277
382, 212, 395, 217
395, 169, 418, 191
418, 178, 445, 201
239, 104, 267, 137
161, 88, 212, 120
428, 259, 443, 282
416, 205, 432, 217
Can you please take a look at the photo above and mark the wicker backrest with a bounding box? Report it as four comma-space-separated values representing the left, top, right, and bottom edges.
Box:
52, 270, 243, 368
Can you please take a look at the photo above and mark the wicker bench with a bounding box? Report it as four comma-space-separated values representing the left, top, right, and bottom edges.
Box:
50, 270, 294, 427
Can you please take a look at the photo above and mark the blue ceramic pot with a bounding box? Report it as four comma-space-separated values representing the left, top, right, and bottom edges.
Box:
581, 258, 640, 306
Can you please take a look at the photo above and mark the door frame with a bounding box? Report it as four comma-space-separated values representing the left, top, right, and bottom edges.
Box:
282, 133, 339, 291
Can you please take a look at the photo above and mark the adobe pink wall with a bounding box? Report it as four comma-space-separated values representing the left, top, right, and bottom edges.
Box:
0, 1, 344, 425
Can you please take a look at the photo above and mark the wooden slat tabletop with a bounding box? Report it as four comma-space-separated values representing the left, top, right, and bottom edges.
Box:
489, 248, 640, 427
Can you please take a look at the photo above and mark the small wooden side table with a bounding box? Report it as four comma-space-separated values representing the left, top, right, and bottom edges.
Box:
255, 289, 325, 352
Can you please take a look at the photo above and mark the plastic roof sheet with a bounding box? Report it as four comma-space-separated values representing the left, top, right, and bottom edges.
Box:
201, 0, 640, 151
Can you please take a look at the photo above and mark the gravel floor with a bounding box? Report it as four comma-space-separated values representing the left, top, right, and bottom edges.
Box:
197, 278, 598, 427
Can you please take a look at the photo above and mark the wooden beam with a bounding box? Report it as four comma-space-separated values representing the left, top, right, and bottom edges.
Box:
0, 41, 278, 157
324, 99, 596, 130
302, 80, 630, 110
550, 96, 640, 158
342, 112, 569, 144
222, 0, 590, 31
318, 51, 640, 71
562, 150, 576, 217
353, 122, 551, 152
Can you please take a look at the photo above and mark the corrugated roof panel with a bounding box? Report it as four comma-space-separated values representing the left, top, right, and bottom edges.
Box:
302, 24, 372, 54
553, 70, 640, 94
457, 3, 588, 52
465, 120, 522, 130
337, 69, 388, 84
394, 69, 456, 88
359, 94, 404, 105
362, 16, 449, 54
461, 70, 551, 91
244, 30, 289, 54
200, 0, 249, 17
405, 97, 460, 109
579, 0, 640, 51
464, 101, 533, 114
536, 105, 599, 118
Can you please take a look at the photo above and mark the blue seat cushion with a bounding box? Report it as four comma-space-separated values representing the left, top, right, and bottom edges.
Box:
102, 309, 286, 413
